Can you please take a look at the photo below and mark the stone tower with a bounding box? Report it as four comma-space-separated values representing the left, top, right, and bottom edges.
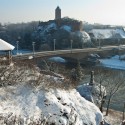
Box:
55, 6, 61, 20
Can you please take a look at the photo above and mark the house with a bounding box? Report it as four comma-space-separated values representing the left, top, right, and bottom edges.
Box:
88, 28, 125, 46
0, 39, 15, 64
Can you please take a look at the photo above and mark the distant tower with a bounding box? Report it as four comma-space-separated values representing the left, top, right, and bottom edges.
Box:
55, 6, 61, 20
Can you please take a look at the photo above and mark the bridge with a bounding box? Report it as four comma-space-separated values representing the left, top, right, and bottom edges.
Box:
12, 45, 125, 61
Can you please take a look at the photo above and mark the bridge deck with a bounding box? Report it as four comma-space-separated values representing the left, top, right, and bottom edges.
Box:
12, 45, 125, 60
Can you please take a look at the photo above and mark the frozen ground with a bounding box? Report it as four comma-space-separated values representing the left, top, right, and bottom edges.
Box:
103, 109, 123, 125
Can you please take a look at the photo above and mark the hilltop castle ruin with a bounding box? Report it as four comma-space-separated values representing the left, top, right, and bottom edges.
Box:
39, 6, 83, 32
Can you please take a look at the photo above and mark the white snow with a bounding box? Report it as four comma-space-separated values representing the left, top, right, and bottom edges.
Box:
60, 25, 71, 32
0, 84, 103, 125
74, 31, 91, 42
99, 55, 125, 70
89, 29, 125, 39
0, 39, 15, 51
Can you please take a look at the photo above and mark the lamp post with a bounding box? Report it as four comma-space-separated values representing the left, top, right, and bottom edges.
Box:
99, 39, 101, 49
118, 38, 121, 59
118, 38, 120, 48
16, 41, 19, 55
123, 102, 125, 121
54, 39, 56, 51
71, 40, 73, 52
32, 42, 35, 56
82, 40, 84, 49
83, 36, 88, 48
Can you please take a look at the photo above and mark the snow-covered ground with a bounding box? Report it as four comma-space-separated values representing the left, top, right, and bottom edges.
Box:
99, 55, 125, 70
0, 65, 103, 125
48, 57, 66, 63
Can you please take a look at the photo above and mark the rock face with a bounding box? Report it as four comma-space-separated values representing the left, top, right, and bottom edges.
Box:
0, 83, 103, 125
77, 84, 106, 107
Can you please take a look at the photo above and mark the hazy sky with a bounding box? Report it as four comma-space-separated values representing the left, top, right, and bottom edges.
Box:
0, 0, 125, 25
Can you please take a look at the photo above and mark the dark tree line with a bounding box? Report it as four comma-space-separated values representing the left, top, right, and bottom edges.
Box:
0, 21, 38, 50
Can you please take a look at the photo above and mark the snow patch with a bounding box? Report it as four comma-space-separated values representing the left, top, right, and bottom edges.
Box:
60, 25, 71, 32
48, 57, 66, 63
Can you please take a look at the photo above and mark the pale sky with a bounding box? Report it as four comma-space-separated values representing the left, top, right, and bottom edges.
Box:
0, 0, 125, 25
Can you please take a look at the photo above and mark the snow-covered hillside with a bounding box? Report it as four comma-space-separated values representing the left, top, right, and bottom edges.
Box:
0, 64, 103, 125
37, 22, 91, 43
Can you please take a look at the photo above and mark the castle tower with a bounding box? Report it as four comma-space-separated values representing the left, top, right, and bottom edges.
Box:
55, 6, 61, 20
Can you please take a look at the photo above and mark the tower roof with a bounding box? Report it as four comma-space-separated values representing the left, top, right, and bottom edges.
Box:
56, 6, 61, 10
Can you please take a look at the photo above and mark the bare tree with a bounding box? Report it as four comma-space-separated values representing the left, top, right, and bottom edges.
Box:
105, 71, 125, 116
95, 68, 125, 115
94, 69, 108, 112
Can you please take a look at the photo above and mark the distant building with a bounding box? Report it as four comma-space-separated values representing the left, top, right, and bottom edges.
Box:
55, 6, 61, 20
88, 28, 125, 39
88, 28, 125, 46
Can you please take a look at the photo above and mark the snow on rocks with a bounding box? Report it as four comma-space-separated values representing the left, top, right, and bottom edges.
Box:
48, 57, 66, 63
77, 84, 106, 107
0, 79, 103, 123
0, 83, 103, 125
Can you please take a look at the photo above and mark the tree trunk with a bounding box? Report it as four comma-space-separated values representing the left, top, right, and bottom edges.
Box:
100, 104, 103, 113
106, 97, 111, 116
100, 99, 105, 113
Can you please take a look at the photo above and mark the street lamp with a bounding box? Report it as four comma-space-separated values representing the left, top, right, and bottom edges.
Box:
16, 41, 19, 55
71, 40, 73, 52
98, 34, 102, 49
32, 42, 35, 56
54, 39, 56, 51
123, 102, 125, 121
118, 38, 120, 48
98, 39, 101, 49
118, 38, 121, 59
82, 36, 88, 48
82, 40, 84, 49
